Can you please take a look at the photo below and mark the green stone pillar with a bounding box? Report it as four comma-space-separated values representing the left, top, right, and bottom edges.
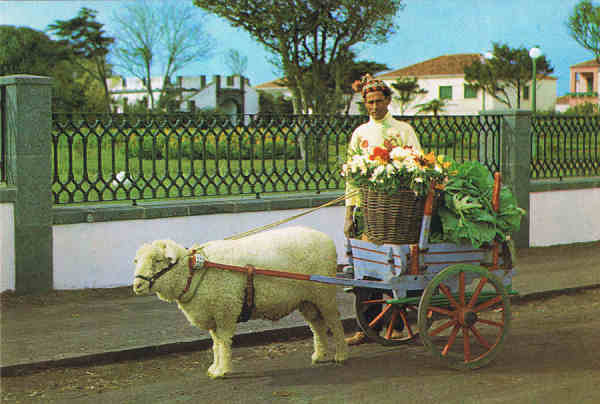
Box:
480, 110, 531, 248
1, 75, 53, 293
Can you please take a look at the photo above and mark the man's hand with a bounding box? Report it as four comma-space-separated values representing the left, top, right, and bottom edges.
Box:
344, 206, 355, 238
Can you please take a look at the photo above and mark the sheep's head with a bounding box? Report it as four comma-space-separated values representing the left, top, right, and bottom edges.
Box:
132, 239, 185, 296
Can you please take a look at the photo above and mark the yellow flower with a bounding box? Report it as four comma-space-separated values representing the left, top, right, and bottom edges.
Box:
424, 151, 436, 166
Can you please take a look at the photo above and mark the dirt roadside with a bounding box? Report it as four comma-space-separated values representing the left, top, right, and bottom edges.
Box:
2, 287, 599, 404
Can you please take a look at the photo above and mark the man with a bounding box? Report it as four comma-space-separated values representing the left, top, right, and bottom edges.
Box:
344, 74, 422, 345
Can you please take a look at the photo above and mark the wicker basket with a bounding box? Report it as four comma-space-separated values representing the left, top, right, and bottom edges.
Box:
360, 186, 426, 244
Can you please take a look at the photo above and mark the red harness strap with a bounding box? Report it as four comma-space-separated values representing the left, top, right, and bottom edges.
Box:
237, 264, 256, 323
178, 250, 205, 302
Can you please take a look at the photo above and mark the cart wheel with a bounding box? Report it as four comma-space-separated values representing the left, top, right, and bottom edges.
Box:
418, 264, 511, 369
354, 287, 420, 346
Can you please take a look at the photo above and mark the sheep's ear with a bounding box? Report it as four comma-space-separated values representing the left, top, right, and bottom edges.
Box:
163, 241, 180, 264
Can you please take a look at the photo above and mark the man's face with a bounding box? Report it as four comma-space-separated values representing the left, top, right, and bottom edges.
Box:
365, 91, 391, 120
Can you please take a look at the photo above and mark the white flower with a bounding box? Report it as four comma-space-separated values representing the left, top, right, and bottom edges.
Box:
405, 162, 418, 172
414, 177, 424, 183
390, 146, 412, 161
370, 165, 386, 182
373, 165, 386, 176
385, 164, 395, 176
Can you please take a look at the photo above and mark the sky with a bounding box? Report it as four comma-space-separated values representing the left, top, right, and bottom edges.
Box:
0, 0, 591, 96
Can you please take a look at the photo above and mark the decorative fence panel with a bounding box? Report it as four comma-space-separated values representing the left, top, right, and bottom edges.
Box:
51, 113, 501, 204
531, 115, 600, 179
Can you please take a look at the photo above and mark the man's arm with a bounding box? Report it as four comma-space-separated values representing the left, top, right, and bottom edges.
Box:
344, 205, 355, 237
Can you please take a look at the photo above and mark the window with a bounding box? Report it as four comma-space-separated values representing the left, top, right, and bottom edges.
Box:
439, 85, 452, 100
227, 76, 234, 86
523, 86, 530, 100
464, 84, 478, 99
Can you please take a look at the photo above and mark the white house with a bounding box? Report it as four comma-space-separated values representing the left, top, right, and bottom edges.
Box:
253, 78, 293, 99
107, 74, 260, 115
348, 53, 557, 116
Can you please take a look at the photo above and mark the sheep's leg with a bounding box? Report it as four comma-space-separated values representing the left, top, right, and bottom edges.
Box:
207, 330, 220, 376
207, 327, 234, 379
317, 299, 349, 363
299, 301, 330, 363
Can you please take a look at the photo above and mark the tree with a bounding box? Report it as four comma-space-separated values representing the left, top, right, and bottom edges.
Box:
567, 0, 600, 62
416, 98, 447, 116
464, 42, 554, 109
282, 52, 389, 114
390, 77, 427, 115
47, 7, 115, 113
0, 25, 70, 74
0, 25, 91, 111
258, 91, 294, 114
112, 0, 214, 110
224, 49, 248, 76
193, 0, 405, 114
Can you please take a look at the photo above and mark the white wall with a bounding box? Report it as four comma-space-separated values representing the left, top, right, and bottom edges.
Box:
347, 76, 557, 116
244, 87, 260, 115
189, 84, 217, 110
3, 187, 599, 292
0, 203, 15, 292
53, 206, 346, 290
530, 188, 600, 246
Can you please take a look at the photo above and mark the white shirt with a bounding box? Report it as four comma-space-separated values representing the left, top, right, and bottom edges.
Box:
345, 112, 422, 206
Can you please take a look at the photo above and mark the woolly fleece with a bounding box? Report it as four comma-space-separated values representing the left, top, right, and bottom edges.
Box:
133, 226, 348, 379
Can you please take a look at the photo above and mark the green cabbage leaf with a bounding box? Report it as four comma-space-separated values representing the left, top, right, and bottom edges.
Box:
435, 161, 525, 248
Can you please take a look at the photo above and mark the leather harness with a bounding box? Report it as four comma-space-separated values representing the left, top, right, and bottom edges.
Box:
137, 249, 257, 322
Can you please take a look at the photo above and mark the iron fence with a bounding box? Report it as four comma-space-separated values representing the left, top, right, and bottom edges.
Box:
51, 113, 501, 204
531, 115, 600, 179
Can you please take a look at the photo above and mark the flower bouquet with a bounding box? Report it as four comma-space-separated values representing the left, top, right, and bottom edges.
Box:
342, 142, 452, 244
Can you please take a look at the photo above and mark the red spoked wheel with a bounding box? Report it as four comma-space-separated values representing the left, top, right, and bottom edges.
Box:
355, 287, 420, 346
417, 264, 511, 369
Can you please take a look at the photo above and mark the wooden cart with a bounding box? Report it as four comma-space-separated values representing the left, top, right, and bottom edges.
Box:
337, 172, 517, 369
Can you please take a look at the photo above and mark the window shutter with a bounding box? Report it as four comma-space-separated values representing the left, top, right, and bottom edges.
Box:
439, 86, 452, 100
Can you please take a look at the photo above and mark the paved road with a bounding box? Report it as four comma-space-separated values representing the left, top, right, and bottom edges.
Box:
2, 241, 599, 374
2, 288, 600, 404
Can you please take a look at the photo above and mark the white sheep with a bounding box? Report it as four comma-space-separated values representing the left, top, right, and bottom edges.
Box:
132, 226, 348, 379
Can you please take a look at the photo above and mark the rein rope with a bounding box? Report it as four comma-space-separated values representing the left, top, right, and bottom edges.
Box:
137, 190, 358, 303
224, 190, 358, 241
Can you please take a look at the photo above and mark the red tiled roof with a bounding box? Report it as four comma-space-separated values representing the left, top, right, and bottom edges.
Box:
571, 59, 600, 68
254, 78, 287, 89
376, 54, 482, 79
257, 53, 557, 89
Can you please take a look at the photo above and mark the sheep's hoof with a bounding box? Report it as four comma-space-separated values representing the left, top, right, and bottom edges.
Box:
311, 352, 330, 364
207, 368, 227, 379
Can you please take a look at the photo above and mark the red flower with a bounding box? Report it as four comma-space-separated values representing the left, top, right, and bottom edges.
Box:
360, 139, 369, 149
369, 146, 390, 163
